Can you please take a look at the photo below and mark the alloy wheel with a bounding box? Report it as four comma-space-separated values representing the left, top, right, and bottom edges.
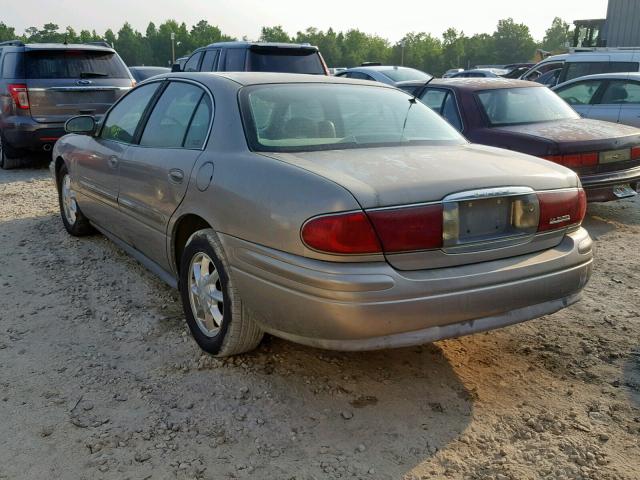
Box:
188, 252, 224, 337
61, 174, 78, 225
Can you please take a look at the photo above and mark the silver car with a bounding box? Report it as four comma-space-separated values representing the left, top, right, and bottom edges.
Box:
335, 66, 432, 86
52, 73, 593, 356
553, 72, 640, 128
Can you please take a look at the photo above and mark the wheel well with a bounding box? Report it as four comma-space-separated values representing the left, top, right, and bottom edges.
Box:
173, 214, 211, 274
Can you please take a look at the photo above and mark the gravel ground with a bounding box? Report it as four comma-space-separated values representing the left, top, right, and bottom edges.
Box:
0, 163, 639, 480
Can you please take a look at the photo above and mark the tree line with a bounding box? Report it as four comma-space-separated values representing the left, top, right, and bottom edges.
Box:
0, 17, 572, 75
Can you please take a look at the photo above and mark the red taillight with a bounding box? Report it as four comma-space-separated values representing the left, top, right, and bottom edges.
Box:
301, 211, 381, 254
537, 188, 587, 232
631, 146, 640, 160
543, 152, 598, 168
8, 84, 29, 110
367, 204, 443, 252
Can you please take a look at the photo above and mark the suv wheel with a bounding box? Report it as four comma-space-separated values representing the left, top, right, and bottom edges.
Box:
0, 133, 24, 170
57, 164, 94, 236
179, 229, 264, 356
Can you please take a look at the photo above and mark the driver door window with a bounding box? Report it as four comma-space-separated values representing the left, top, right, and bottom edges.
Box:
184, 52, 202, 72
101, 82, 160, 144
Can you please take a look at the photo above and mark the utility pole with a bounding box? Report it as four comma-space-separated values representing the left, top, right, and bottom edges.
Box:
400, 39, 406, 66
171, 32, 176, 64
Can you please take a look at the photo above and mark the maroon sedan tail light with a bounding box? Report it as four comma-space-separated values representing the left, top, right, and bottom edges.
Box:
537, 188, 587, 232
542, 153, 598, 168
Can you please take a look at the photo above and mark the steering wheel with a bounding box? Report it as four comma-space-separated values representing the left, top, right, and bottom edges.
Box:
565, 96, 581, 105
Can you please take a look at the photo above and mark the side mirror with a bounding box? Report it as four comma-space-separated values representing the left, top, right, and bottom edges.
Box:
65, 115, 97, 135
171, 63, 182, 72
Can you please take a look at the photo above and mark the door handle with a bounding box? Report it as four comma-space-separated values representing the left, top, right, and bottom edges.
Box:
168, 169, 184, 183
108, 156, 118, 168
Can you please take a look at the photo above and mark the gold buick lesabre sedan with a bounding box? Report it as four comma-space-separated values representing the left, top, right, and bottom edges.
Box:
51, 72, 593, 356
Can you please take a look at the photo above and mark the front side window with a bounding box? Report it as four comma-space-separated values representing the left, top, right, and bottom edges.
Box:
184, 52, 202, 72
600, 80, 640, 104
139, 82, 206, 148
241, 84, 466, 152
477, 87, 579, 126
200, 49, 219, 72
101, 82, 160, 143
555, 80, 604, 105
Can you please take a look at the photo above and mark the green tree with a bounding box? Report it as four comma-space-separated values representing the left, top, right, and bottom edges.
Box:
492, 18, 537, 64
260, 25, 291, 43
442, 28, 465, 70
542, 17, 570, 52
0, 22, 17, 42
391, 32, 442, 74
463, 33, 496, 68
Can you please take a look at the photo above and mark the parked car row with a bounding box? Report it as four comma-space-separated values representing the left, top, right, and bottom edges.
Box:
4, 37, 639, 358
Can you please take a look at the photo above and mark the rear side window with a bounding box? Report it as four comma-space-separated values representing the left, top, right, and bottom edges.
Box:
184, 95, 213, 148
600, 80, 640, 104
224, 49, 246, 71
184, 52, 202, 72
442, 93, 463, 131
564, 61, 639, 82
139, 82, 205, 148
25, 50, 129, 79
101, 82, 160, 143
420, 89, 447, 111
1, 52, 25, 78
555, 80, 604, 105
247, 48, 324, 74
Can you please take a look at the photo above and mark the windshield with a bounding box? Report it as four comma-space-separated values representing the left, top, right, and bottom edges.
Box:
380, 67, 432, 82
25, 50, 130, 79
477, 87, 579, 126
241, 84, 466, 152
247, 49, 325, 74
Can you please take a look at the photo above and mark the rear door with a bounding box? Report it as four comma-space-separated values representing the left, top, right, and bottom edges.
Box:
116, 80, 212, 269
602, 79, 640, 128
24, 48, 132, 123
74, 81, 161, 233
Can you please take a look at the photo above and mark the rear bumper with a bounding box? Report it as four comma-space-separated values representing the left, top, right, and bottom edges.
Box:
222, 228, 593, 350
1, 116, 64, 151
580, 165, 640, 202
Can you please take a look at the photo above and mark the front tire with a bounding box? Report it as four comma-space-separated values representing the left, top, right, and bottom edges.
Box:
179, 229, 264, 356
57, 164, 94, 236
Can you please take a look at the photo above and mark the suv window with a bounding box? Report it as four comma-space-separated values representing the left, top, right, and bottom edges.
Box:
224, 49, 246, 71
555, 80, 604, 105
200, 49, 219, 72
246, 48, 324, 74
101, 82, 160, 143
1, 52, 24, 78
139, 82, 205, 148
184, 52, 202, 72
600, 80, 640, 104
523, 61, 563, 81
563, 61, 640, 82
24, 50, 129, 79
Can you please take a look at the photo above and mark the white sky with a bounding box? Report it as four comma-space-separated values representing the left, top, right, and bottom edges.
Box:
5, 0, 608, 43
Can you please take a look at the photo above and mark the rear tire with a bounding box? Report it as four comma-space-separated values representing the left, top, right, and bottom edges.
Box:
179, 228, 264, 356
0, 133, 25, 170
57, 164, 94, 236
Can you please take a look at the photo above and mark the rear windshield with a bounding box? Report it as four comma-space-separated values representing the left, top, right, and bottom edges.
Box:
241, 84, 465, 152
25, 50, 130, 79
379, 68, 432, 82
477, 87, 579, 126
247, 48, 325, 74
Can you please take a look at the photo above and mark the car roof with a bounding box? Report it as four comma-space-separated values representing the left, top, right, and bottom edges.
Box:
395, 78, 542, 91
129, 66, 170, 70
345, 65, 418, 72
554, 71, 640, 88
204, 41, 318, 51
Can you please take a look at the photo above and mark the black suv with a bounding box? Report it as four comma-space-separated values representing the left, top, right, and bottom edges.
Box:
0, 41, 133, 169
176, 41, 329, 75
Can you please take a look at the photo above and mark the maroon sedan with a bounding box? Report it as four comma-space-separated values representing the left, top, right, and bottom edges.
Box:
398, 78, 640, 202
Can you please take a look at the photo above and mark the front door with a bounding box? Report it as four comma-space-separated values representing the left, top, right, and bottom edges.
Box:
117, 80, 213, 270
74, 81, 162, 233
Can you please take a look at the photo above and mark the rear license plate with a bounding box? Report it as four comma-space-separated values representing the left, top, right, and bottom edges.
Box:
600, 149, 631, 164
612, 183, 638, 198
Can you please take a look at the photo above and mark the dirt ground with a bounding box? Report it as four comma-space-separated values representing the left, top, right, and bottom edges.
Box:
0, 162, 638, 480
